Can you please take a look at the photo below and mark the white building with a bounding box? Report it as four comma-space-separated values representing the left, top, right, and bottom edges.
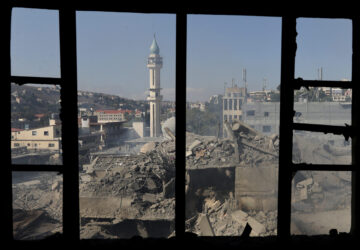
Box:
11, 124, 62, 152
147, 36, 163, 137
93, 110, 126, 123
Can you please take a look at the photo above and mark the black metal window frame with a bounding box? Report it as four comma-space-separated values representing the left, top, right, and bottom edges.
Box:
2, 0, 360, 245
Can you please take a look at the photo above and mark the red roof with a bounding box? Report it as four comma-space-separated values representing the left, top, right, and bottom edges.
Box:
11, 128, 24, 132
95, 109, 133, 114
34, 113, 45, 118
95, 110, 123, 114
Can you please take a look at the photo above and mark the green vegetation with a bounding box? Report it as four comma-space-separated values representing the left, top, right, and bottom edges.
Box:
186, 108, 221, 136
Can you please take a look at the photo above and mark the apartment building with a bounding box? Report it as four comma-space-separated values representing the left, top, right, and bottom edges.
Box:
93, 109, 126, 123
11, 125, 62, 152
223, 85, 247, 124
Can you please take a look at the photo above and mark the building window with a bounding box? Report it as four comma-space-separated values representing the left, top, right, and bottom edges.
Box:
262, 125, 271, 133
224, 115, 227, 121
224, 99, 228, 110
14, 143, 20, 147
234, 99, 237, 110
49, 143, 55, 147
32, 131, 37, 136
264, 111, 269, 117
44, 131, 49, 136
246, 110, 255, 116
229, 99, 232, 110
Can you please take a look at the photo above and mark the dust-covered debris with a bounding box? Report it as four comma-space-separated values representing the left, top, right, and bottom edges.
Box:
12, 118, 352, 239
79, 139, 176, 238
12, 173, 63, 240
185, 120, 351, 236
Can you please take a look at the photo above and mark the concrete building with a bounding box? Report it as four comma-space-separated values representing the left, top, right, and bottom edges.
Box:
241, 102, 351, 135
133, 122, 145, 138
11, 124, 62, 152
222, 86, 247, 136
147, 36, 163, 137
93, 110, 126, 123
241, 102, 280, 134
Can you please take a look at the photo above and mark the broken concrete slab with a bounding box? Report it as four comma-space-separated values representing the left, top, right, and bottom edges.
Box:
197, 213, 215, 236
140, 142, 157, 154
142, 193, 158, 203
231, 210, 248, 227
163, 178, 175, 199
188, 140, 202, 152
248, 216, 266, 236
80, 196, 133, 218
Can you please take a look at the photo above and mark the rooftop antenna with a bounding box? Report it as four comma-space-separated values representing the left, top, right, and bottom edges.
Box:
318, 67, 323, 80
262, 78, 267, 91
232, 78, 235, 87
242, 68, 247, 89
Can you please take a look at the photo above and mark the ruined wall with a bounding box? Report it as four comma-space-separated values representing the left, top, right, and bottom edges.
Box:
235, 165, 278, 212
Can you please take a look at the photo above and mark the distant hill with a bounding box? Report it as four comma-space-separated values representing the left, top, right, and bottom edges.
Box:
10, 83, 150, 128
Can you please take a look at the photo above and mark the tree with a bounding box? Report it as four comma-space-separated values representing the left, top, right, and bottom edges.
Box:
186, 108, 220, 136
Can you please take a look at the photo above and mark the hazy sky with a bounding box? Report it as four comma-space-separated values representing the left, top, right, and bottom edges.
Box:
11, 8, 352, 102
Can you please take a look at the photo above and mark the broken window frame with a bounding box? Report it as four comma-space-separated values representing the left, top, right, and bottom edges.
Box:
2, 0, 360, 245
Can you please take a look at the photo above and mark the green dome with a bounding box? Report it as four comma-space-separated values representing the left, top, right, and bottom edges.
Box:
150, 36, 160, 54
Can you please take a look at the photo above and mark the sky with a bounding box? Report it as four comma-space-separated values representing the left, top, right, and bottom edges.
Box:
11, 8, 352, 102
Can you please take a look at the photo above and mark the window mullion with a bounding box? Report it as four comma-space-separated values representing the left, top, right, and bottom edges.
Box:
2, 3, 14, 242
278, 16, 297, 239
59, 7, 79, 241
351, 17, 360, 236
175, 12, 187, 238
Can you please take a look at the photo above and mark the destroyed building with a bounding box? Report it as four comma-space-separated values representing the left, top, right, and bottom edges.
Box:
12, 118, 352, 239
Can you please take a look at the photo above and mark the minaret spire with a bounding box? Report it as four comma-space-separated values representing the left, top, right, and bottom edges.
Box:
147, 36, 163, 137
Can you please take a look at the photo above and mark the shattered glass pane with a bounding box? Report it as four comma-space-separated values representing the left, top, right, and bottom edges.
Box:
11, 83, 63, 165
293, 89, 351, 126
291, 171, 351, 235
292, 131, 351, 165
77, 12, 176, 239
12, 172, 63, 240
186, 15, 281, 237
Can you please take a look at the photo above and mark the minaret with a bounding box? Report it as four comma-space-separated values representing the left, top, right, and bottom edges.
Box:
147, 35, 163, 137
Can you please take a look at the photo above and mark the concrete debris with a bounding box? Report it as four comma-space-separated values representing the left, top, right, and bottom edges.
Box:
197, 213, 215, 236
78, 139, 176, 238
12, 173, 63, 240
164, 127, 176, 141
186, 121, 279, 170
140, 142, 157, 154
12, 119, 352, 239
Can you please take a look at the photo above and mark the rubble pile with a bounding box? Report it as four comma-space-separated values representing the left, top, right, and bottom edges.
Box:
186, 120, 279, 170
185, 120, 279, 236
187, 197, 277, 237
12, 173, 63, 239
185, 120, 351, 236
79, 139, 176, 238
12, 119, 353, 239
